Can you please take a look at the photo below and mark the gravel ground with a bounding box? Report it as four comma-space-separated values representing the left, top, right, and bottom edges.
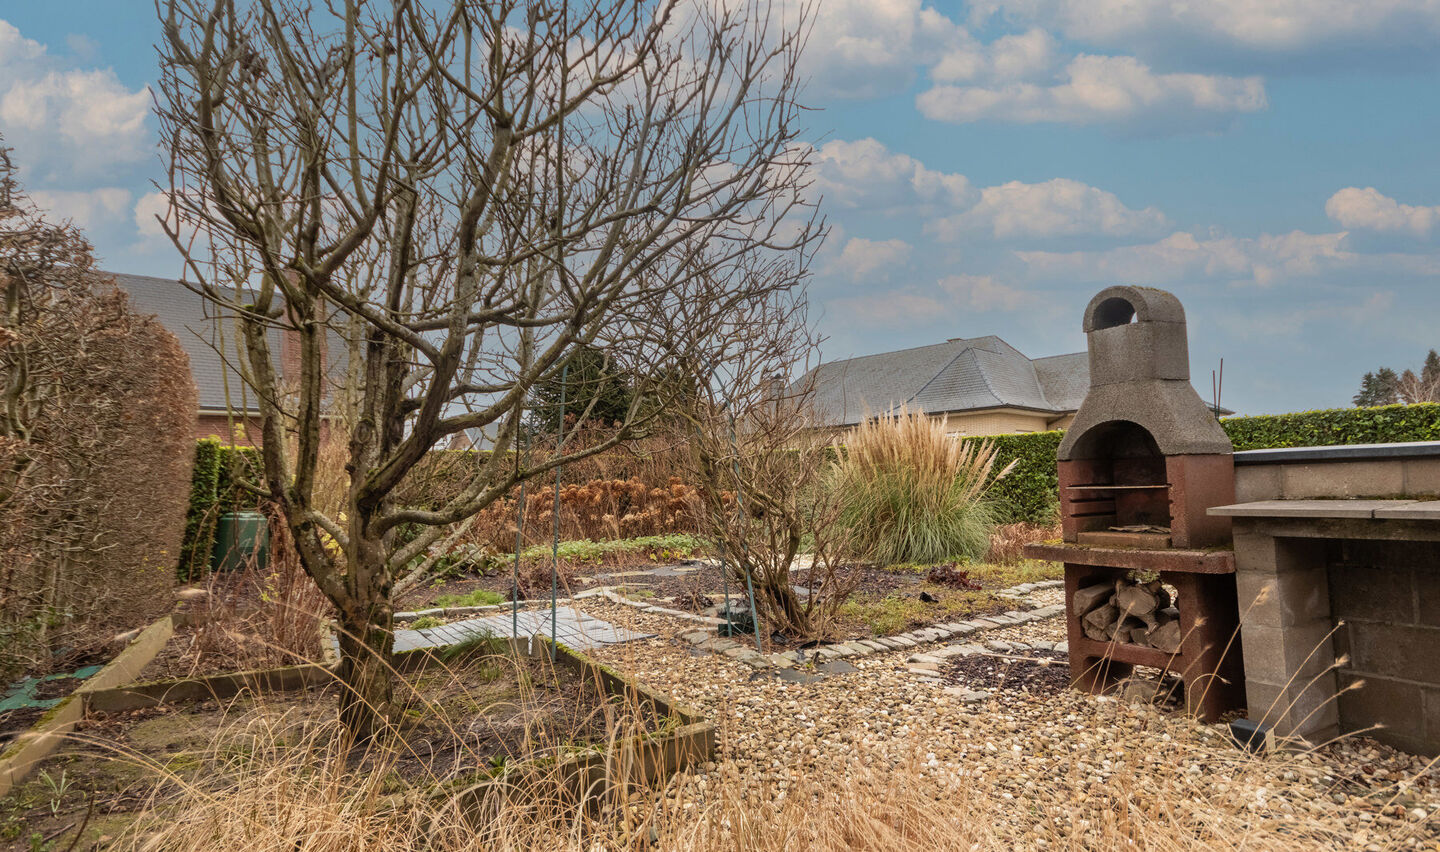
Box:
574, 597, 1440, 850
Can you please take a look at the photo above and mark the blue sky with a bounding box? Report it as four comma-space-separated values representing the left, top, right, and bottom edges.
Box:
3, 1, 1440, 415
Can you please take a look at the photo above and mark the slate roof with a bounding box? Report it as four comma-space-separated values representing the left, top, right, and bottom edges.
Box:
795, 335, 1088, 428
111, 272, 346, 413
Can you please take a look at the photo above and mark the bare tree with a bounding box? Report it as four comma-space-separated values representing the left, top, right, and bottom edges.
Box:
154, 0, 820, 735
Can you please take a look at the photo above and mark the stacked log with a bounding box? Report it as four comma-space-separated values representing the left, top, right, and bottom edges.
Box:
1072, 577, 1182, 653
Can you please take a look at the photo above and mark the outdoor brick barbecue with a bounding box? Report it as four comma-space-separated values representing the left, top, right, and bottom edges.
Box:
1025, 285, 1247, 721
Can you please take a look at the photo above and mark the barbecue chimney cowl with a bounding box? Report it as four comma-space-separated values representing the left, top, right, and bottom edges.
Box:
1058, 285, 1232, 462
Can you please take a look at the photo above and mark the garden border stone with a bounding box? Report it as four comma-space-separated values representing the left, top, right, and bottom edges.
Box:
0, 614, 175, 797
668, 579, 1068, 671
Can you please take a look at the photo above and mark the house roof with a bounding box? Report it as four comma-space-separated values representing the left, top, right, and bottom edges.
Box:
111, 272, 347, 413
795, 335, 1088, 428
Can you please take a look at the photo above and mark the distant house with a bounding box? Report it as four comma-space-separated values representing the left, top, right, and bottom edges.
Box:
794, 335, 1089, 437
113, 272, 346, 446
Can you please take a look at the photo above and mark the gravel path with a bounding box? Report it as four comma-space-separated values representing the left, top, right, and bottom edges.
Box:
575, 598, 1440, 850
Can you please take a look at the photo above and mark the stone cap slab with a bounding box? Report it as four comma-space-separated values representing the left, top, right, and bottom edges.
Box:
1233, 441, 1440, 465
1208, 499, 1422, 519
1373, 501, 1440, 520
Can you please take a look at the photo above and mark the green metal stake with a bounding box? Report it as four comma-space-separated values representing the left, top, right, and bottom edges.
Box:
511, 421, 527, 642
549, 363, 568, 660
729, 414, 764, 653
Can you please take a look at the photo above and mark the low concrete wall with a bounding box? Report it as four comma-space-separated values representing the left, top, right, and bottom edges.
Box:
1216, 442, 1440, 754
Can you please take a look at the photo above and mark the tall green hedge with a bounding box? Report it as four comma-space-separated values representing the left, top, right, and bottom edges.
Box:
962, 431, 1064, 525
1221, 403, 1440, 450
961, 403, 1440, 525
177, 438, 264, 580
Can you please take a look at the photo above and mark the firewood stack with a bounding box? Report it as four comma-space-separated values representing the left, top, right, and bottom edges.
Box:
1071, 577, 1183, 654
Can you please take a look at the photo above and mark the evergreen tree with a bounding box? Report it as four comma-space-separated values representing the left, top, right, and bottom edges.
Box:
1375, 367, 1401, 405
1424, 350, 1440, 389
1354, 368, 1400, 407
531, 346, 634, 435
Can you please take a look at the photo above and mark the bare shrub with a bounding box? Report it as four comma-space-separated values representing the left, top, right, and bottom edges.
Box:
679, 322, 856, 638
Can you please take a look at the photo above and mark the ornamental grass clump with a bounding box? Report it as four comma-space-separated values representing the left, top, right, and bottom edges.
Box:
832, 407, 1014, 566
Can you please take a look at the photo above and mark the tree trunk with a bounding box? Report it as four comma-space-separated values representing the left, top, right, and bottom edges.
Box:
335, 599, 394, 741
748, 567, 809, 636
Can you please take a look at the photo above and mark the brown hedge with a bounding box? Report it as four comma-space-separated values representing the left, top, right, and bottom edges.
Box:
0, 281, 197, 677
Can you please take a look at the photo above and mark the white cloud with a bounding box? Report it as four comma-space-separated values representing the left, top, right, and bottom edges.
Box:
931, 28, 1061, 84
28, 187, 132, 233
814, 138, 1163, 241
970, 0, 1440, 64
0, 20, 151, 182
1325, 187, 1439, 237
812, 138, 975, 213
837, 237, 912, 280
133, 190, 176, 241
926, 177, 1167, 240
936, 273, 1036, 310
1015, 229, 1356, 288
828, 288, 949, 327
918, 54, 1266, 128
782, 0, 966, 99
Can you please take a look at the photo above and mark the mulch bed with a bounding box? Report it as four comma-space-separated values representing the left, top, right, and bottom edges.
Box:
943, 649, 1072, 696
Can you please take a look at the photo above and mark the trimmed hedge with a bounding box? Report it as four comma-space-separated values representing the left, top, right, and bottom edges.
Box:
961, 431, 1064, 525
177, 438, 264, 580
1221, 403, 1440, 450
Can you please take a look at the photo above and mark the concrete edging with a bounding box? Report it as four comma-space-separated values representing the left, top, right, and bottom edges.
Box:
393, 633, 715, 810
450, 634, 714, 810
0, 614, 175, 797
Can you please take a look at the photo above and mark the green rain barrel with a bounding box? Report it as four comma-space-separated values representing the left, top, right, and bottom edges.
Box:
211, 511, 270, 573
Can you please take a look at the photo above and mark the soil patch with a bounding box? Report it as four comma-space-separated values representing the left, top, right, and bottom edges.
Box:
0, 707, 46, 741
943, 649, 1072, 696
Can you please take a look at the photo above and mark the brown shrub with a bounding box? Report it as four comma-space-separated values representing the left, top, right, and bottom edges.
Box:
986, 521, 1061, 565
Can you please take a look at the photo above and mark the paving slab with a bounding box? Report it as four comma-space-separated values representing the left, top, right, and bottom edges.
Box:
392, 606, 653, 653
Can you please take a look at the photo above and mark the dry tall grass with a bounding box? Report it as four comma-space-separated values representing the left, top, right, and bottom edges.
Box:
832, 407, 1016, 565
105, 715, 1417, 852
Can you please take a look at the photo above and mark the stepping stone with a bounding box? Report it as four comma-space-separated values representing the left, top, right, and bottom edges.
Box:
683, 630, 712, 644
858, 640, 890, 652
886, 636, 917, 649
969, 618, 1005, 628
815, 660, 859, 675
985, 640, 1014, 652
943, 687, 992, 703
773, 668, 826, 684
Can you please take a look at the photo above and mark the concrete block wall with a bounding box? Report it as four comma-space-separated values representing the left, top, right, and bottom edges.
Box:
1231, 528, 1342, 745
1329, 539, 1440, 756
1227, 446, 1440, 755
